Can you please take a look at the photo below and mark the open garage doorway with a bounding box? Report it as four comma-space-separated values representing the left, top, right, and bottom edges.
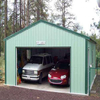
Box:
16, 47, 71, 93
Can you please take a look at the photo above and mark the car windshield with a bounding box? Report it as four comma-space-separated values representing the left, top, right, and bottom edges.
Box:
29, 56, 43, 64
55, 62, 69, 69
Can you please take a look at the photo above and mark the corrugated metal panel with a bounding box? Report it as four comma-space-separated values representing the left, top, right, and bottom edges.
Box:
87, 41, 96, 87
6, 22, 86, 94
4, 20, 91, 41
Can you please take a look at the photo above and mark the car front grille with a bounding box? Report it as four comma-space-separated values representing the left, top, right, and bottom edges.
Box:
50, 79, 62, 83
24, 70, 34, 75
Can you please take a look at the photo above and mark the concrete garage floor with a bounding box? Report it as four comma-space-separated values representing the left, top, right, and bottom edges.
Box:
17, 77, 70, 93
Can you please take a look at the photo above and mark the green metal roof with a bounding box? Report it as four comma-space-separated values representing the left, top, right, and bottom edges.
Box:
4, 20, 96, 44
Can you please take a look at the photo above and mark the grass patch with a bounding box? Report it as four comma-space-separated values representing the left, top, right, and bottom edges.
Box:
0, 53, 5, 69
95, 68, 100, 75
97, 69, 100, 75
90, 75, 100, 97
0, 53, 5, 83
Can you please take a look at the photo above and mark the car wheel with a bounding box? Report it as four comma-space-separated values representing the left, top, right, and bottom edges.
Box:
38, 73, 42, 84
50, 83, 52, 85
68, 78, 70, 86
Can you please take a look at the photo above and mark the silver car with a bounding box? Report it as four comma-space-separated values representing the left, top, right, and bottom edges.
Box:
22, 53, 54, 84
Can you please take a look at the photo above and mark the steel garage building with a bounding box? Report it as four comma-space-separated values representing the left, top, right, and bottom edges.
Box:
4, 20, 96, 95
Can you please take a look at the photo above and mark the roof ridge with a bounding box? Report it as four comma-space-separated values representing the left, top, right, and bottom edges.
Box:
4, 19, 96, 44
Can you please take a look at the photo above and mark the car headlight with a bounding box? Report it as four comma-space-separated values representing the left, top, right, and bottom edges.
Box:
34, 71, 38, 74
48, 74, 51, 78
61, 75, 66, 79
22, 70, 25, 73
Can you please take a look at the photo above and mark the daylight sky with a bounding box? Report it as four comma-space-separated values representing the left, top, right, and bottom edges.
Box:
72, 0, 99, 33
8, 0, 100, 35
49, 0, 100, 35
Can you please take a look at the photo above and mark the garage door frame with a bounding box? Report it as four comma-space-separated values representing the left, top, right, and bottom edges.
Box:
15, 46, 71, 93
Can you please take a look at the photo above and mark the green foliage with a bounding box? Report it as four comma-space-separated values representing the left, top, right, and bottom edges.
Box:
0, 0, 51, 53
90, 34, 100, 52
96, 21, 100, 30
0, 53, 4, 68
55, 0, 74, 28
30, 0, 49, 21
0, 53, 5, 80
90, 34, 100, 60
73, 23, 83, 32
91, 17, 100, 60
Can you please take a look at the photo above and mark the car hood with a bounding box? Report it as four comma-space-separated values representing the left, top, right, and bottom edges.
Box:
49, 68, 68, 78
23, 63, 41, 70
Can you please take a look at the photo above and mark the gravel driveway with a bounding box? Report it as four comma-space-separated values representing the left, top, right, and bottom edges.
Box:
0, 86, 100, 100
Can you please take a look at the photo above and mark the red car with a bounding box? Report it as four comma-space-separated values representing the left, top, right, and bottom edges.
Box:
48, 59, 70, 85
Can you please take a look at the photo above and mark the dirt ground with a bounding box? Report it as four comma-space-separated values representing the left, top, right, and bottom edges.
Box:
90, 75, 100, 97
0, 86, 100, 100
0, 72, 100, 99
0, 75, 100, 99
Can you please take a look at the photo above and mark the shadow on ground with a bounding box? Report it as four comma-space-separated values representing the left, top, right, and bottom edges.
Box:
23, 76, 69, 88
18, 76, 70, 93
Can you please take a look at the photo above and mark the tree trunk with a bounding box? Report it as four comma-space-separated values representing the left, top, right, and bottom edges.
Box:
0, 1, 1, 56
37, 0, 40, 21
4, 0, 7, 57
20, 0, 22, 29
4, 0, 7, 38
12, 14, 15, 33
15, 0, 17, 32
0, 32, 1, 56
37, 7, 40, 21
62, 2, 65, 27
13, 0, 17, 33
26, 0, 29, 26
24, 0, 25, 27
0, 13, 1, 57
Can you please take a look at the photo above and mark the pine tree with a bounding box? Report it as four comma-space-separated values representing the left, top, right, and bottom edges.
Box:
20, 0, 22, 29
55, 0, 75, 28
0, 0, 4, 55
26, 0, 29, 26
0, 2, 2, 56
13, 0, 17, 33
29, 0, 49, 22
4, 0, 7, 37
